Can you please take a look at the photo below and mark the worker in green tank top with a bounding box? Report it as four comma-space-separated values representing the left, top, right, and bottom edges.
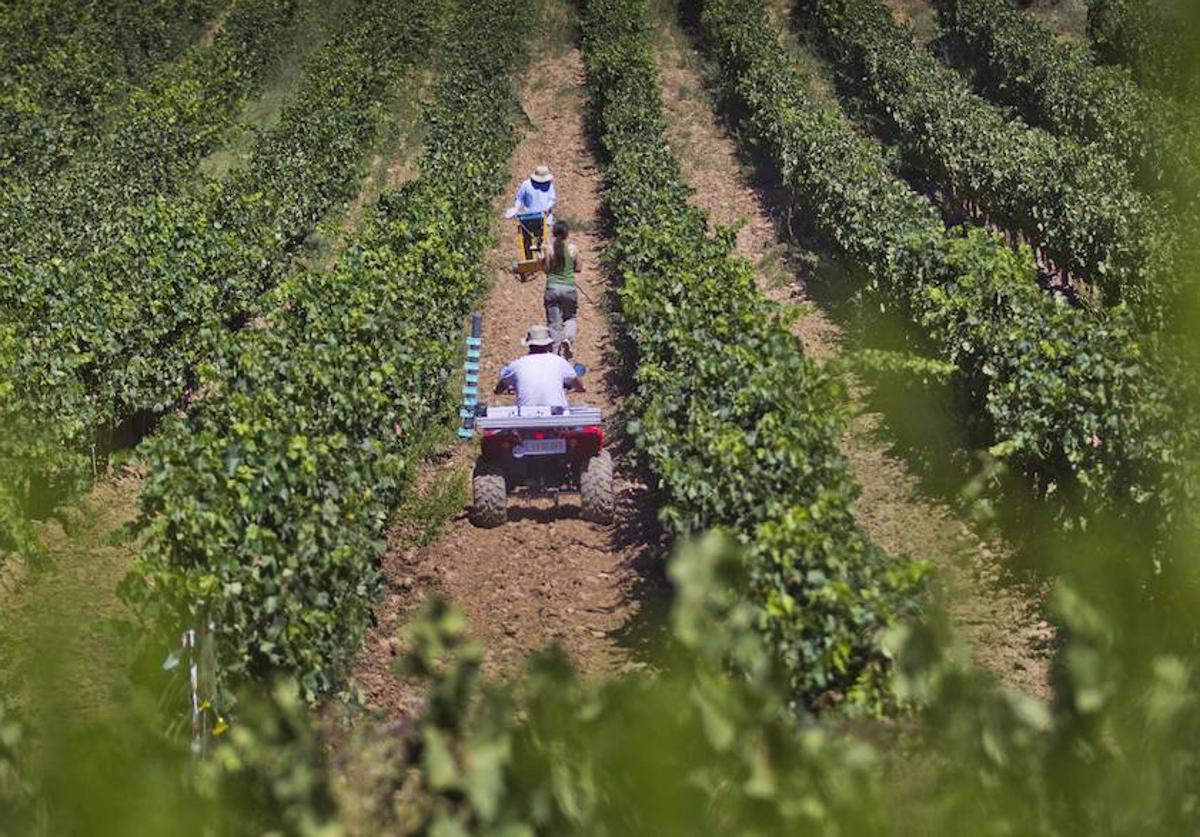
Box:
542, 219, 580, 358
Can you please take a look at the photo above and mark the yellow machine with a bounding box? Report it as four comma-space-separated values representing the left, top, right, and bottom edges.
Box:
511, 210, 549, 275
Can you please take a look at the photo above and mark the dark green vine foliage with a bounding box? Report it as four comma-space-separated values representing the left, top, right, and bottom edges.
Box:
799, 0, 1179, 329
935, 0, 1199, 208
702, 0, 1194, 546
0, 0, 300, 268
0, 0, 224, 181
129, 0, 527, 701
0, 0, 438, 562
0, 0, 292, 568
1086, 0, 1200, 102
583, 0, 923, 711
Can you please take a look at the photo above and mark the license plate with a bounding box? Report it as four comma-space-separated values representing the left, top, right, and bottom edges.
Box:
513, 438, 566, 458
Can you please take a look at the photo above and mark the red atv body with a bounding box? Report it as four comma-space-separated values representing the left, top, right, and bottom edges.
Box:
470, 405, 614, 527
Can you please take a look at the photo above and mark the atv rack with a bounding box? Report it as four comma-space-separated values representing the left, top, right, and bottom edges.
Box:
476, 405, 603, 431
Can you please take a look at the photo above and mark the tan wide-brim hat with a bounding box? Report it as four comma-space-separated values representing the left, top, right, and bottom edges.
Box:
521, 324, 554, 347
531, 164, 554, 183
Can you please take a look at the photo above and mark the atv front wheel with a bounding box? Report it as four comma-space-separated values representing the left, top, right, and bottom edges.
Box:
471, 459, 508, 528
580, 450, 614, 524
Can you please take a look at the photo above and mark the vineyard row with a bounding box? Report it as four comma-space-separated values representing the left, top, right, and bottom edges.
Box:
0, 0, 300, 268
130, 0, 528, 699
935, 0, 1199, 208
0, 0, 224, 181
702, 0, 1192, 545
0, 0, 439, 562
585, 0, 922, 708
799, 0, 1179, 329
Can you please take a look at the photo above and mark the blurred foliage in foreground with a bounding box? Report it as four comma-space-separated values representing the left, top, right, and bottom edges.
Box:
3, 520, 1200, 834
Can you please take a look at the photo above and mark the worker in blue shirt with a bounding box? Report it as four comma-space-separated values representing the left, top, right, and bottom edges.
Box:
504, 164, 556, 221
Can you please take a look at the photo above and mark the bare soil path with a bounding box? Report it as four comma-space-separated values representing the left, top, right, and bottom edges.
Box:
652, 10, 1052, 698
350, 39, 664, 720
1019, 0, 1089, 42
882, 0, 940, 42
880, 0, 1086, 48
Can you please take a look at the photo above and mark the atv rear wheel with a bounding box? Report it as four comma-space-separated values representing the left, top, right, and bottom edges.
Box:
471, 459, 507, 528
580, 450, 614, 524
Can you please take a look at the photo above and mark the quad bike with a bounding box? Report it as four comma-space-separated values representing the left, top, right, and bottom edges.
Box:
469, 394, 613, 528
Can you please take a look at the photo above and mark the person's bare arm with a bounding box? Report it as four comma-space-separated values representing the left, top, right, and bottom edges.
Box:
567, 377, 585, 394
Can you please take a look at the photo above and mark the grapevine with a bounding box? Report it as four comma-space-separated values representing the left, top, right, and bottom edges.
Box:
129, 0, 529, 699
584, 0, 923, 709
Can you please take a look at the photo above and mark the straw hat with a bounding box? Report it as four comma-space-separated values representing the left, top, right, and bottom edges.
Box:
531, 164, 554, 183
521, 324, 554, 347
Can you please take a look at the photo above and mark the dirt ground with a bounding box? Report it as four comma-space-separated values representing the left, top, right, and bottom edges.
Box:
1022, 0, 1090, 42
348, 44, 666, 720
881, 0, 1087, 45
882, 0, 940, 42
652, 11, 1053, 699
199, 2, 234, 47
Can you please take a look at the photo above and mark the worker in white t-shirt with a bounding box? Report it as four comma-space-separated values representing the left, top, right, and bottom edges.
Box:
495, 324, 584, 408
